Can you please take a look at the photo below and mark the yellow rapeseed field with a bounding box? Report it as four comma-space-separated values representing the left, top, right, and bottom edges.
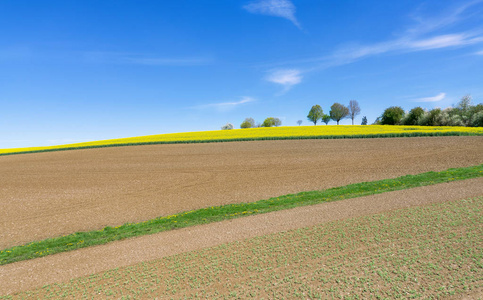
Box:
1, 125, 482, 156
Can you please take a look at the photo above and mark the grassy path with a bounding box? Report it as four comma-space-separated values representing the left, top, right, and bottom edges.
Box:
1, 179, 482, 297
1, 164, 482, 266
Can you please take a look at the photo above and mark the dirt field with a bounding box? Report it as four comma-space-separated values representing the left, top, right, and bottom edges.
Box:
1, 137, 482, 249
1, 178, 482, 296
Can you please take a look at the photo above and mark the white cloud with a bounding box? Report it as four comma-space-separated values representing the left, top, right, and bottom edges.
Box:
476, 50, 483, 55
266, 69, 302, 91
414, 92, 446, 102
408, 34, 483, 50
330, 33, 483, 66
267, 1, 483, 69
191, 97, 255, 112
243, 0, 301, 28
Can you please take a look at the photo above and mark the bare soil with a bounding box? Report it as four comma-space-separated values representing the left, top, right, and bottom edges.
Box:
1, 178, 482, 296
1, 137, 482, 249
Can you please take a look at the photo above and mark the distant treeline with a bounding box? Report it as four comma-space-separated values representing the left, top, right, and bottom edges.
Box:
221, 95, 482, 129
375, 95, 483, 127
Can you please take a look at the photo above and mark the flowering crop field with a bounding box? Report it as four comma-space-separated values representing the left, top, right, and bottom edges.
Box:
1, 125, 482, 156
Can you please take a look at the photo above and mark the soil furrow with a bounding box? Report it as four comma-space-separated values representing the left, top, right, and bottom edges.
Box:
1, 178, 482, 295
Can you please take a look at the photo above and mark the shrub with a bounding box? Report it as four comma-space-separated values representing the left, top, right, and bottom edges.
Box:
221, 123, 234, 130
262, 117, 282, 127
470, 111, 483, 127
402, 107, 425, 125
240, 118, 255, 129
381, 106, 405, 125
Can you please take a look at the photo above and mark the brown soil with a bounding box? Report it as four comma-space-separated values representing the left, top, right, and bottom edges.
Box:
1, 137, 482, 248
1, 178, 482, 296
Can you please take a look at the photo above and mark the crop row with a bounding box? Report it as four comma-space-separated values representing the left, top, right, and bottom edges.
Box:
1, 125, 483, 156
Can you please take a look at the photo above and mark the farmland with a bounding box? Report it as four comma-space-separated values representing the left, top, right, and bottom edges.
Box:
3, 194, 482, 298
1, 125, 482, 156
1, 135, 483, 297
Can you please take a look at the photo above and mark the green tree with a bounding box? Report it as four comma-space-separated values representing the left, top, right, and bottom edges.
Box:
418, 108, 442, 126
348, 100, 361, 125
381, 106, 405, 125
297, 120, 302, 126
329, 103, 349, 125
322, 114, 331, 125
262, 117, 281, 127
307, 105, 323, 125
455, 95, 473, 126
240, 117, 255, 129
361, 116, 368, 125
402, 107, 425, 125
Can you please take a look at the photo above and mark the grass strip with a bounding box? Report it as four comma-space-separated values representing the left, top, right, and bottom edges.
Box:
1, 164, 482, 265
6, 196, 482, 299
1, 131, 482, 157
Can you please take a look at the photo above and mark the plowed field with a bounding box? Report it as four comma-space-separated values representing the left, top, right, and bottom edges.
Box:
1, 137, 482, 249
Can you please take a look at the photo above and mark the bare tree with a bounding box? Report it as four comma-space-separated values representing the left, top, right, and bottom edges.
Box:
348, 100, 361, 125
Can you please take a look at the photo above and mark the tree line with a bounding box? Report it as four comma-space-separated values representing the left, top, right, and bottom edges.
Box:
306, 100, 361, 126
221, 94, 482, 130
222, 117, 282, 130
376, 95, 483, 127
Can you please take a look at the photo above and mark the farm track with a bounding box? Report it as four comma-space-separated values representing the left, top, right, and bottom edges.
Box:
1, 178, 482, 295
0, 137, 482, 249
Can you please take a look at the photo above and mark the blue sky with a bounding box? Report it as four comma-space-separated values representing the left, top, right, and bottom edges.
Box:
1, 0, 483, 148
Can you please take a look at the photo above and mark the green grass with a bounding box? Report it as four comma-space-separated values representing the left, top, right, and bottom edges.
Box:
4, 196, 483, 299
1, 164, 482, 266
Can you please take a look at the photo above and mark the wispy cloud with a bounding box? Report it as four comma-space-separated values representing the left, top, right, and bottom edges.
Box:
266, 1, 483, 69
190, 97, 255, 112
476, 50, 483, 55
330, 33, 483, 65
414, 92, 446, 102
84, 52, 212, 66
266, 69, 302, 92
243, 0, 301, 29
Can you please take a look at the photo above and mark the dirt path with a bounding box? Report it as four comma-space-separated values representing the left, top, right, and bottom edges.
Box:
1, 137, 482, 248
1, 178, 482, 295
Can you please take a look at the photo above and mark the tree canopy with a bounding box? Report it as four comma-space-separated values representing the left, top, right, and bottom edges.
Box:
329, 103, 349, 125
307, 105, 323, 125
380, 106, 405, 125
240, 117, 256, 129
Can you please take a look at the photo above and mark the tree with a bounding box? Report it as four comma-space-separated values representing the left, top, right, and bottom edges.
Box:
402, 107, 424, 125
418, 108, 442, 126
455, 95, 473, 125
322, 114, 331, 125
380, 106, 405, 125
273, 118, 282, 127
348, 100, 361, 125
240, 117, 255, 129
262, 117, 281, 127
361, 116, 368, 125
221, 123, 234, 130
329, 103, 349, 125
307, 105, 323, 125
297, 120, 302, 126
